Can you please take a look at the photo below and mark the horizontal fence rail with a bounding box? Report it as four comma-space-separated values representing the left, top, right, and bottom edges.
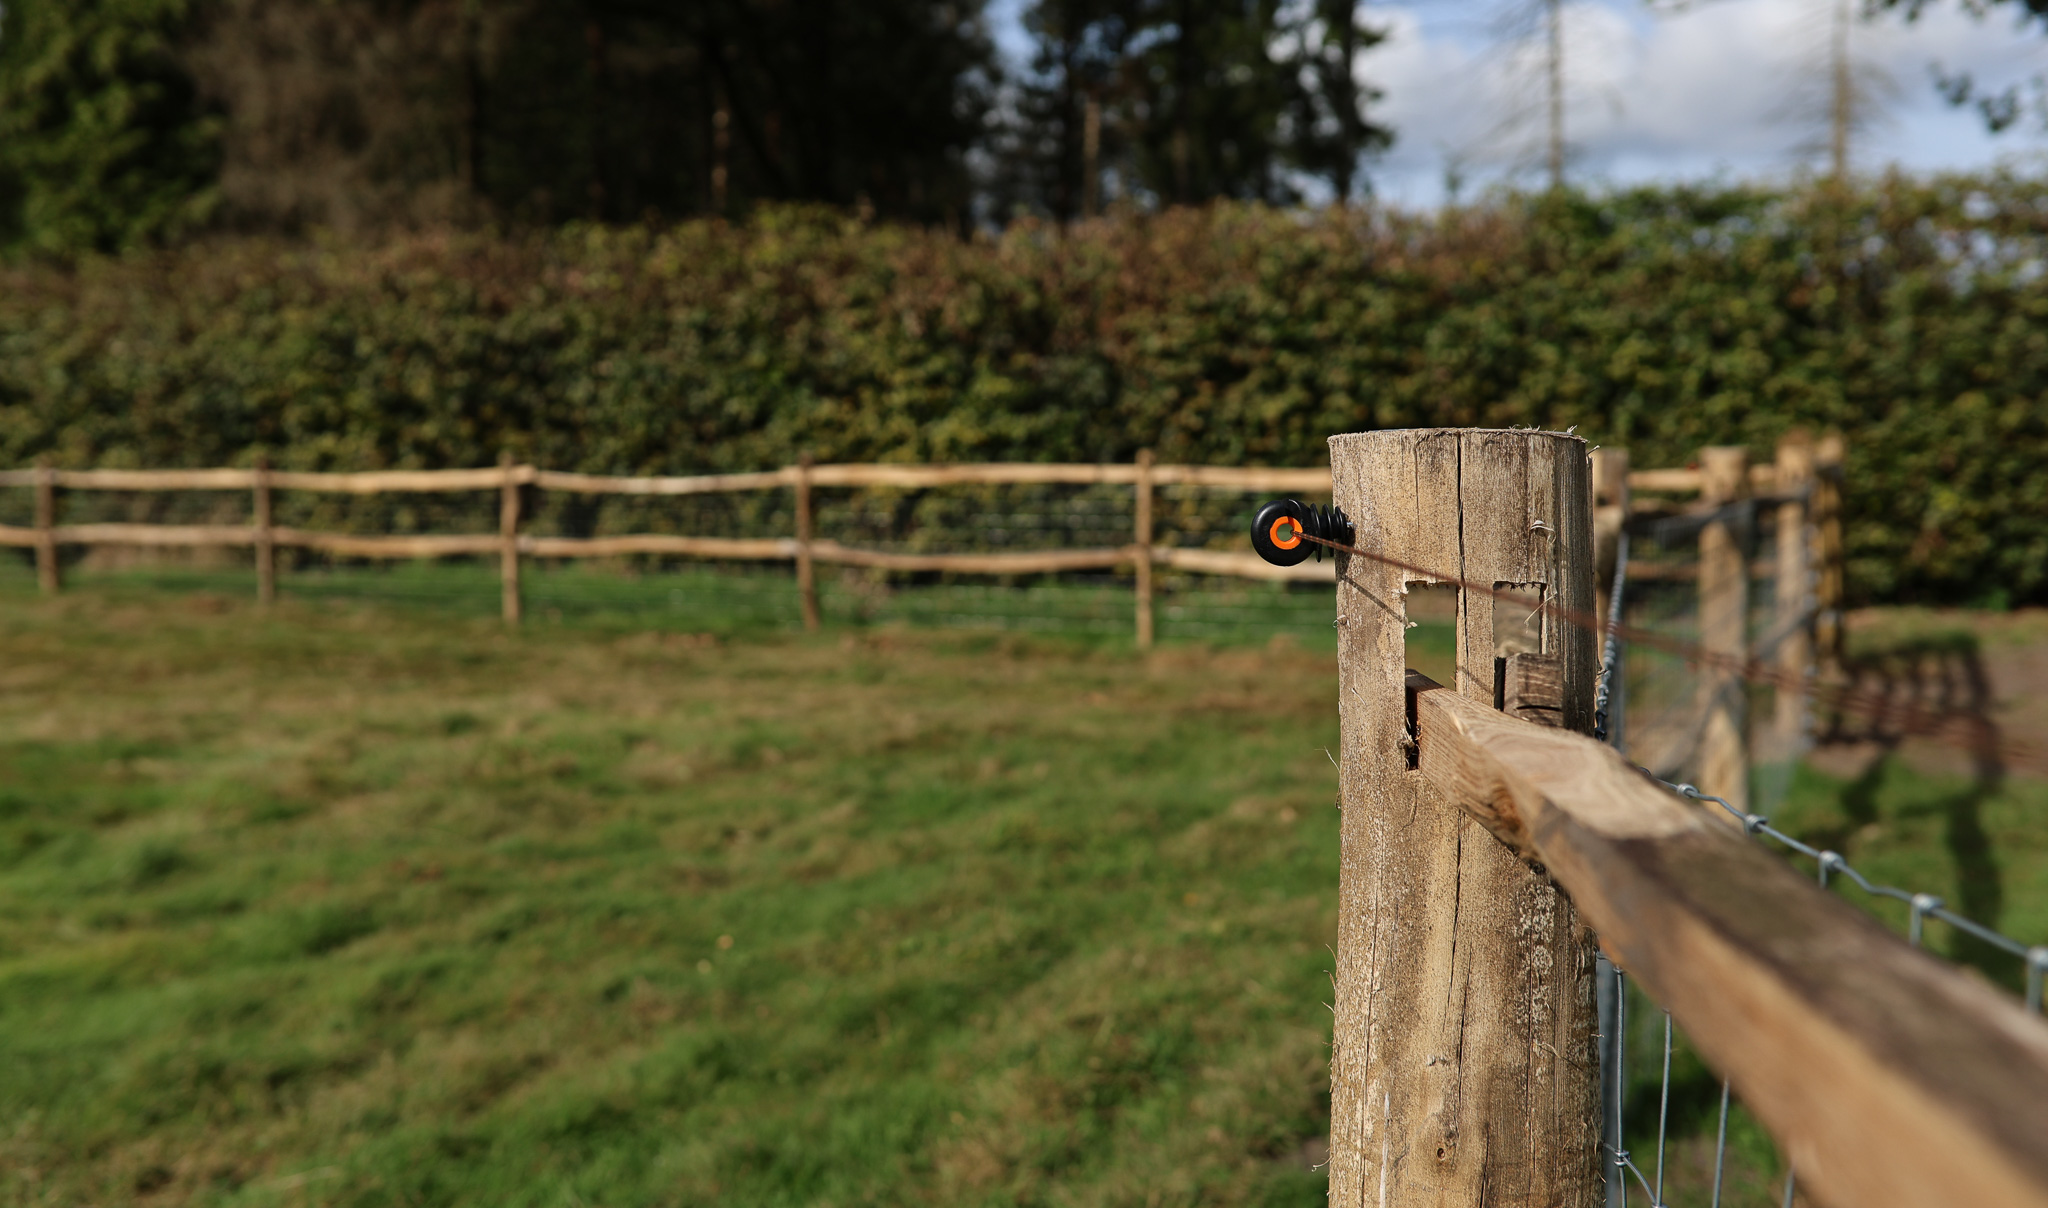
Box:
0, 462, 1335, 495
2, 445, 1836, 645
1, 457, 1345, 640
1405, 668, 2048, 1208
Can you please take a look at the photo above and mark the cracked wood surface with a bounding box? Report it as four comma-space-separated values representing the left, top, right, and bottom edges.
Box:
1328, 429, 1600, 1208
1408, 673, 2048, 1208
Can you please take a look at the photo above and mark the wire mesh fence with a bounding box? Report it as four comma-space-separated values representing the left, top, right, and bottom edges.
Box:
1594, 530, 2048, 1208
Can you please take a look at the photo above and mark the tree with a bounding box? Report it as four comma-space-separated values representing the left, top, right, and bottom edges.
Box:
0, 0, 1000, 249
1879, 0, 2048, 134
1139, 0, 1302, 204
0, 0, 221, 254
1276, 0, 1393, 204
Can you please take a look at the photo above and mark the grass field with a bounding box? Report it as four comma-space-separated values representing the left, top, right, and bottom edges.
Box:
1, 574, 2043, 1207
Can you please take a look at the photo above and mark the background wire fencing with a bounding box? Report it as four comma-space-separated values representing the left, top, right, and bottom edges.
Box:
1595, 521, 2048, 1208
0, 479, 1347, 645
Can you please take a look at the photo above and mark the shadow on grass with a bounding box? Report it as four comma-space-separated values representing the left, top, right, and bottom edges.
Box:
1814, 630, 2011, 984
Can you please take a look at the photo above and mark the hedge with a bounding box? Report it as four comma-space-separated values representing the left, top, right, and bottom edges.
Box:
2, 176, 2045, 604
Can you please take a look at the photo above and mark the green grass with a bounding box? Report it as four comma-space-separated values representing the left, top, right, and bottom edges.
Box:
0, 557, 1349, 648
0, 576, 2040, 1207
0, 589, 1353, 1207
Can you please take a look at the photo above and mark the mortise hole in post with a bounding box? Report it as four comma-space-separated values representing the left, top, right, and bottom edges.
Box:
1404, 583, 1458, 769
1404, 582, 1458, 686
1492, 581, 1546, 711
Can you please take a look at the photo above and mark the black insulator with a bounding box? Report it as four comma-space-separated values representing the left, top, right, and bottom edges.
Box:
1250, 498, 1354, 566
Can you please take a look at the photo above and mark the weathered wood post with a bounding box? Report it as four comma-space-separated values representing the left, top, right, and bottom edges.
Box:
254, 455, 276, 607
1697, 446, 1750, 815
1813, 432, 1846, 669
1328, 429, 1601, 1207
1133, 448, 1155, 650
33, 458, 59, 595
499, 451, 523, 626
1773, 432, 1815, 761
1590, 447, 1629, 640
795, 453, 820, 632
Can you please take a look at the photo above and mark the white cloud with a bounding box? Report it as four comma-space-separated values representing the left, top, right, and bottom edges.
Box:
982, 0, 2048, 207
1360, 0, 2048, 205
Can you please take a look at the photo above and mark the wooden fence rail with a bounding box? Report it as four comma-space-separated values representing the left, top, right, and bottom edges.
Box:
1408, 668, 2048, 1208
4, 445, 1839, 651
1, 456, 1339, 644
1323, 428, 2029, 1208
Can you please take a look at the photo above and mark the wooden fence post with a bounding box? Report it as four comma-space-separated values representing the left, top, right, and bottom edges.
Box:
1813, 431, 1846, 668
254, 455, 276, 607
1697, 446, 1750, 816
795, 453, 820, 632
1327, 429, 1601, 1207
1133, 449, 1154, 650
1773, 432, 1815, 762
34, 458, 59, 595
1591, 446, 1630, 639
499, 452, 522, 626
1407, 673, 2048, 1208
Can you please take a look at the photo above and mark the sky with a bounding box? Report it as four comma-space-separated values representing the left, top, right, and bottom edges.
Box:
986, 0, 2048, 207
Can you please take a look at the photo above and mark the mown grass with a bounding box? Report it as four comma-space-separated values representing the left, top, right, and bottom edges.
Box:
0, 578, 2041, 1207
0, 587, 1358, 1207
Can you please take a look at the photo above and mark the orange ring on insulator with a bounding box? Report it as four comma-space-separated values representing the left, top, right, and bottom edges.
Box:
1269, 516, 1302, 550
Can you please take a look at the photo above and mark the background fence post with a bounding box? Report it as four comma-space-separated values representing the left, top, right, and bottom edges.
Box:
1773, 432, 1815, 763
1327, 429, 1601, 1207
795, 453, 820, 632
1133, 448, 1154, 650
1591, 446, 1629, 639
1698, 445, 1750, 815
1813, 431, 1846, 669
34, 457, 59, 595
254, 455, 276, 607
499, 451, 522, 626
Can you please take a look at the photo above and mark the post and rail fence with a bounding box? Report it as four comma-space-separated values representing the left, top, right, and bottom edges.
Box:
2, 438, 1838, 655
1302, 428, 2045, 1208
12, 430, 2048, 1204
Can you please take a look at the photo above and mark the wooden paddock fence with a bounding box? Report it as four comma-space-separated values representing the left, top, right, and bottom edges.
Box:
1325, 429, 2042, 1208
2, 437, 1840, 653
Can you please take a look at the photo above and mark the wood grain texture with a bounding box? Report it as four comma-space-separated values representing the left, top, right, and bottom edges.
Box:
500, 454, 523, 626
253, 458, 275, 607
796, 455, 820, 632
520, 535, 795, 560
52, 524, 256, 547
805, 542, 1131, 574
50, 468, 259, 490
1149, 547, 1334, 581
266, 468, 516, 493
532, 468, 792, 495
1134, 451, 1155, 649
34, 462, 59, 595
1326, 429, 1600, 1208
1773, 434, 1815, 759
269, 530, 501, 558
1145, 465, 1329, 491
1697, 446, 1750, 815
806, 462, 1137, 487
1503, 653, 1566, 728
1408, 676, 2048, 1208
1814, 433, 1846, 665
1625, 467, 1702, 493
1625, 465, 1778, 495
1591, 448, 1630, 644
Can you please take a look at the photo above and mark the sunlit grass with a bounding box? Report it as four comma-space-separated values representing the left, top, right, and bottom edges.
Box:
0, 576, 2037, 1207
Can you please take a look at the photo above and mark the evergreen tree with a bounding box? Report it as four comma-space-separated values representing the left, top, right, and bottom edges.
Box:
0, 0, 221, 254
1276, 0, 1393, 204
